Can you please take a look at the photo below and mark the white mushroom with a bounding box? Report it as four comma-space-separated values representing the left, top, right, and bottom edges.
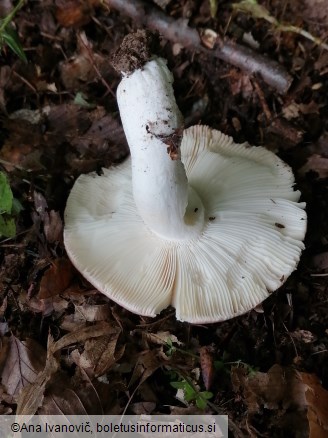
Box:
64, 51, 306, 324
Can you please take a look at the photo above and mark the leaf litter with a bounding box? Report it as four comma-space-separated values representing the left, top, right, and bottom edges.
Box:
0, 0, 328, 435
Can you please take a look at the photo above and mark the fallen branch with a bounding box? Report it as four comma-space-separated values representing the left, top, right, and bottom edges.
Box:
104, 0, 293, 94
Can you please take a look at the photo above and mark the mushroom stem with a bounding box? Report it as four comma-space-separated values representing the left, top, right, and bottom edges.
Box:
117, 57, 205, 240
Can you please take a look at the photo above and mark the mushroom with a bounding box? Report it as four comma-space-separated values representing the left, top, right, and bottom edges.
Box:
64, 32, 306, 323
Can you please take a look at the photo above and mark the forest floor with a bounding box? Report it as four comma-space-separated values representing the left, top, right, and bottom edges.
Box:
0, 0, 328, 436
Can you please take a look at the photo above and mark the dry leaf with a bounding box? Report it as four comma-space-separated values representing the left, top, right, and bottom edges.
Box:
283, 102, 301, 120
231, 364, 305, 413
290, 330, 317, 344
1, 336, 46, 400
52, 321, 114, 352
199, 346, 215, 390
40, 368, 104, 415
299, 154, 328, 178
75, 303, 111, 322
43, 210, 63, 243
60, 32, 105, 89
71, 113, 128, 157
142, 331, 182, 346
59, 295, 109, 331
16, 324, 115, 415
129, 350, 161, 388
300, 372, 328, 437
55, 0, 98, 27
229, 69, 254, 99
283, 100, 320, 120
38, 258, 74, 299
16, 336, 58, 415
60, 314, 89, 331
130, 401, 156, 415
76, 327, 124, 376
25, 296, 56, 317
0, 119, 44, 172
232, 364, 328, 437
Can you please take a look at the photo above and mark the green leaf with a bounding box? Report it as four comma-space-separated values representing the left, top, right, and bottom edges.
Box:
0, 171, 13, 214
183, 383, 196, 401
200, 391, 213, 399
196, 396, 207, 410
0, 215, 16, 238
2, 26, 27, 62
170, 381, 186, 390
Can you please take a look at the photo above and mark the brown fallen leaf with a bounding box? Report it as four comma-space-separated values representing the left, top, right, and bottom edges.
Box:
39, 368, 104, 415
60, 299, 112, 331
72, 326, 124, 376
71, 113, 128, 158
231, 364, 303, 413
38, 258, 75, 299
140, 330, 182, 346
60, 314, 89, 332
0, 383, 13, 406
130, 401, 156, 415
129, 350, 162, 388
60, 32, 106, 90
25, 296, 56, 317
299, 154, 328, 179
300, 372, 328, 437
16, 322, 116, 414
75, 302, 111, 322
55, 0, 99, 27
232, 364, 328, 437
43, 210, 63, 244
16, 335, 58, 415
0, 336, 46, 401
199, 346, 215, 391
290, 329, 317, 344
283, 100, 320, 120
228, 68, 255, 100
52, 321, 114, 352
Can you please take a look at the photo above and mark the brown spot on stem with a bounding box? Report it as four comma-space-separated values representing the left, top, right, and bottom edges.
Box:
147, 126, 183, 160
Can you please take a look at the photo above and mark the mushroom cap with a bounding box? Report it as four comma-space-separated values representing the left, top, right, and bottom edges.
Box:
64, 126, 306, 323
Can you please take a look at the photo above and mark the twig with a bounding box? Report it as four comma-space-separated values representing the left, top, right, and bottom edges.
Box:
104, 0, 293, 94
12, 70, 37, 92
311, 273, 328, 277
